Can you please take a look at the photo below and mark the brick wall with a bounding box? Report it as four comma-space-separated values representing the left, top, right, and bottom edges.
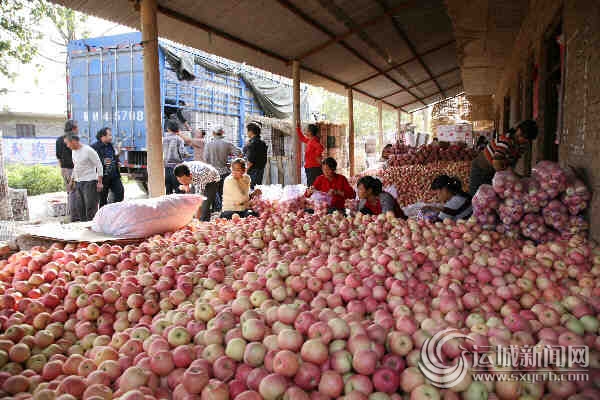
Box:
0, 114, 64, 138
491, 0, 600, 241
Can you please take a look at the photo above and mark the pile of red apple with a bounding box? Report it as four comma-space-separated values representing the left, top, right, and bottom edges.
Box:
0, 210, 599, 400
386, 143, 477, 167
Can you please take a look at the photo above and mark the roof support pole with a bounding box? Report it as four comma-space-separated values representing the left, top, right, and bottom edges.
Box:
397, 109, 402, 141
377, 101, 384, 152
347, 87, 355, 177
292, 60, 302, 184
141, 0, 165, 197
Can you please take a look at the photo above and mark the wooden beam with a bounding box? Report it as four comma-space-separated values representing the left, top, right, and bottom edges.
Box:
397, 109, 402, 138
374, 0, 446, 97
396, 83, 463, 109
314, 0, 425, 105
380, 67, 460, 100
351, 40, 456, 87
300, 65, 406, 112
276, 0, 426, 106
158, 5, 287, 63
292, 60, 302, 184
348, 88, 355, 177
158, 5, 400, 112
293, 1, 415, 60
141, 0, 165, 197
377, 101, 384, 152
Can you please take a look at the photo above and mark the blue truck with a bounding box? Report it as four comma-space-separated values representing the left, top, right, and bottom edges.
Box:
67, 32, 305, 189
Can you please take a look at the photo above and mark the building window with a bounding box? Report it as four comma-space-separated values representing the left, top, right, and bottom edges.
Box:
272, 128, 285, 157
16, 124, 35, 138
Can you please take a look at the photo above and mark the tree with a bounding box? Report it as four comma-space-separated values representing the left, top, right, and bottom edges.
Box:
36, 0, 88, 46
0, 0, 87, 79
0, 0, 43, 78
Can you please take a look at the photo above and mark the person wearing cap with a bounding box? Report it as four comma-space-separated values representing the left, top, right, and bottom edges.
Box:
297, 123, 324, 186
469, 120, 538, 195
203, 127, 242, 211
56, 120, 80, 221
243, 121, 268, 189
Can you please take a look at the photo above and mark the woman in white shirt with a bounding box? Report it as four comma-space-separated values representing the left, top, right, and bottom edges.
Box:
220, 159, 261, 219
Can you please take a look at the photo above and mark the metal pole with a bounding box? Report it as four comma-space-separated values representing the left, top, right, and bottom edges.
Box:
347, 87, 354, 177
140, 0, 165, 196
292, 60, 301, 184
397, 109, 402, 141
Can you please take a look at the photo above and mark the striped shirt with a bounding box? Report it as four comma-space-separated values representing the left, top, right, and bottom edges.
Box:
184, 161, 221, 194
483, 135, 526, 168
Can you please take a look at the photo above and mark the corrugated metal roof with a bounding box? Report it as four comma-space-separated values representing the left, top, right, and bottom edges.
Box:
51, 0, 462, 112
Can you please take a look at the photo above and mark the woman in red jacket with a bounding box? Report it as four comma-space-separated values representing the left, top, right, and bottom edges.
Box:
297, 124, 324, 186
305, 157, 355, 213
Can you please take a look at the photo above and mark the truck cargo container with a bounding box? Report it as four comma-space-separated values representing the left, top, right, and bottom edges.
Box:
67, 32, 308, 189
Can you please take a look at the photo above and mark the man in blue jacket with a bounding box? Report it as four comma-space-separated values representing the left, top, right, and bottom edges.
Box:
92, 128, 124, 207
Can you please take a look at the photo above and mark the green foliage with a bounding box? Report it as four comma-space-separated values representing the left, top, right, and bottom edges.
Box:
0, 0, 43, 78
7, 164, 64, 196
0, 0, 87, 79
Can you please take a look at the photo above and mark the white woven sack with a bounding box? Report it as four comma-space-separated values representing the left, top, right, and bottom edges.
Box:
92, 194, 204, 238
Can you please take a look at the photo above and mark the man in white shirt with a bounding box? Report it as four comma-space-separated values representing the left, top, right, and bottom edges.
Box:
174, 161, 220, 221
65, 135, 104, 222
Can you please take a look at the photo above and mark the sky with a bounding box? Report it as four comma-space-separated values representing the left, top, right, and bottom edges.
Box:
0, 13, 135, 115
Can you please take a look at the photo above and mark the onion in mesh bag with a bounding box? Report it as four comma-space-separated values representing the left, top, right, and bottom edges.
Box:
542, 200, 569, 231
472, 184, 500, 214
561, 178, 591, 215
496, 224, 520, 239
567, 215, 589, 235
473, 212, 497, 227
532, 161, 567, 199
492, 170, 522, 199
519, 213, 547, 241
498, 198, 524, 225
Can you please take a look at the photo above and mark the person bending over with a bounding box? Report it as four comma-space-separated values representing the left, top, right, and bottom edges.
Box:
174, 161, 221, 221
469, 120, 538, 195
356, 176, 406, 219
423, 175, 472, 221
305, 157, 355, 214
220, 159, 261, 220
